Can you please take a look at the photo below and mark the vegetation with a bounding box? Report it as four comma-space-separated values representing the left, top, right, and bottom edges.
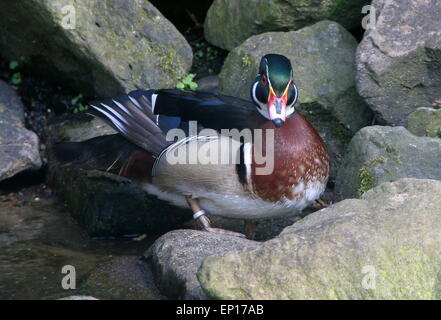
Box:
176, 73, 198, 91
9, 60, 22, 85
70, 93, 89, 113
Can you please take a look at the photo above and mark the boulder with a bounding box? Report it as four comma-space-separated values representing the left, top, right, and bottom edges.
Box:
0, 80, 41, 182
334, 126, 441, 200
204, 0, 371, 50
47, 113, 117, 143
356, 0, 441, 126
0, 0, 193, 97
198, 179, 441, 299
82, 256, 164, 300
218, 21, 372, 179
145, 230, 258, 299
406, 107, 441, 138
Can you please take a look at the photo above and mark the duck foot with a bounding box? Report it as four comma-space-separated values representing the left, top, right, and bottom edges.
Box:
315, 199, 328, 208
186, 196, 246, 238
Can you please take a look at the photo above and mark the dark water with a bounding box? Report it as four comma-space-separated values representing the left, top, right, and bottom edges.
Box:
0, 183, 160, 300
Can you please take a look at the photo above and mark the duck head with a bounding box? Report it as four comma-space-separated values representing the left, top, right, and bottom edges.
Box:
251, 54, 298, 127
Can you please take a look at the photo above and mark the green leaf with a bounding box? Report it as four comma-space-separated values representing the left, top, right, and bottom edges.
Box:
189, 82, 198, 91
176, 82, 185, 90
11, 72, 22, 85
9, 61, 19, 70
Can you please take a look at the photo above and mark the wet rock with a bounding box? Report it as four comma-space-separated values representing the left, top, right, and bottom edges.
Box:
356, 0, 441, 126
204, 0, 371, 50
48, 168, 191, 237
0, 241, 104, 300
0, 80, 41, 182
218, 21, 372, 179
82, 256, 164, 300
0, 0, 193, 97
334, 126, 441, 200
198, 179, 441, 299
145, 230, 258, 299
406, 107, 441, 138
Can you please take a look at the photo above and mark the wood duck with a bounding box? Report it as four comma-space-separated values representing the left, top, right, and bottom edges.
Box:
60, 54, 329, 238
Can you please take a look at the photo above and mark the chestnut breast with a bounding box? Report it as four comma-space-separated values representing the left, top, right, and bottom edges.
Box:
251, 112, 329, 202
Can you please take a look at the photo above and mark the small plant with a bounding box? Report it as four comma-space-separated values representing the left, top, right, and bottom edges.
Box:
176, 73, 198, 91
9, 60, 22, 85
242, 55, 252, 68
71, 93, 88, 113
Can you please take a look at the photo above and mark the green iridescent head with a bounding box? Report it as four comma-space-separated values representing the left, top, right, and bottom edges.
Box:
251, 54, 298, 127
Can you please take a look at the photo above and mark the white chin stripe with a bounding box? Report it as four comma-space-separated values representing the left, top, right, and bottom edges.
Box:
252, 82, 270, 119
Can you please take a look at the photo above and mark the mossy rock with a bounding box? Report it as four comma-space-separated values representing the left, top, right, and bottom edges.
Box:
197, 179, 441, 299
406, 107, 441, 138
0, 0, 193, 97
334, 126, 441, 200
204, 0, 371, 50
356, 0, 441, 126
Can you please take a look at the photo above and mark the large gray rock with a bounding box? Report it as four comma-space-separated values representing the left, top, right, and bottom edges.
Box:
0, 80, 41, 182
204, 0, 371, 50
334, 126, 441, 200
82, 256, 164, 300
0, 0, 192, 97
198, 179, 441, 299
219, 21, 372, 179
145, 230, 258, 299
356, 0, 441, 126
406, 107, 441, 138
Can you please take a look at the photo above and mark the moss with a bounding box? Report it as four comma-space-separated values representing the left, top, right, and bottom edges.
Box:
357, 156, 387, 197
242, 55, 252, 68
386, 146, 397, 154
330, 121, 352, 146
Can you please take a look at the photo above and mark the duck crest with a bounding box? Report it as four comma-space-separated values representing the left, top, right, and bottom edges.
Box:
250, 113, 329, 203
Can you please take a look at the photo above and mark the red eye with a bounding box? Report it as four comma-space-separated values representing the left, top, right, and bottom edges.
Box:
261, 74, 267, 86
289, 80, 294, 88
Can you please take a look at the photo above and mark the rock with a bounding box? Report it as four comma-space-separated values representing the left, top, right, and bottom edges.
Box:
204, 0, 371, 50
145, 230, 258, 299
406, 107, 441, 138
48, 168, 191, 237
198, 178, 441, 299
334, 126, 441, 200
218, 21, 372, 179
47, 114, 117, 143
196, 75, 220, 94
0, 241, 104, 299
0, 0, 193, 97
82, 256, 164, 300
356, 0, 441, 126
0, 80, 25, 123
0, 80, 41, 182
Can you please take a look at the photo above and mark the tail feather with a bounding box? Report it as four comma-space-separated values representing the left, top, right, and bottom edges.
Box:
90, 90, 169, 156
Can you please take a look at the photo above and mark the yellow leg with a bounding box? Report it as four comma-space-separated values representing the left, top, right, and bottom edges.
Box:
185, 196, 246, 238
